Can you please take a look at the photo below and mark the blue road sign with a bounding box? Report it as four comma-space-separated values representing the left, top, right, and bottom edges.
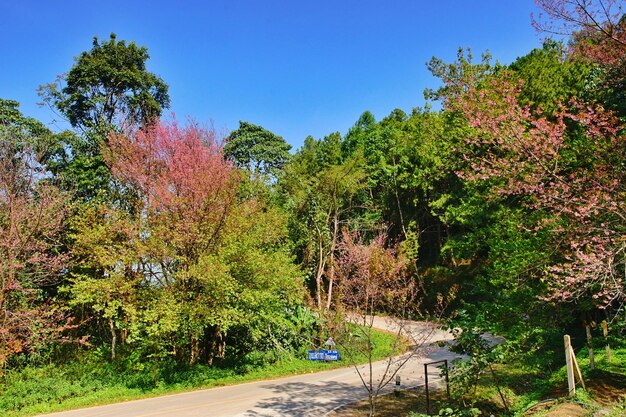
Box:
307, 349, 340, 361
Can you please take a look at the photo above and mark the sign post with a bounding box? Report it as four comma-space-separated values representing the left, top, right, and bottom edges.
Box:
565, 335, 575, 396
424, 359, 450, 415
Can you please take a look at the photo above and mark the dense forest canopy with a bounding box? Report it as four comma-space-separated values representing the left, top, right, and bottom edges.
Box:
1, 1, 625, 397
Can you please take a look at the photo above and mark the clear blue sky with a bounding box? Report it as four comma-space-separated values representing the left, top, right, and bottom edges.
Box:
1, 0, 544, 149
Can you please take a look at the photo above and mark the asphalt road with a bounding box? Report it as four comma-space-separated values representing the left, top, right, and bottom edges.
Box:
40, 318, 458, 417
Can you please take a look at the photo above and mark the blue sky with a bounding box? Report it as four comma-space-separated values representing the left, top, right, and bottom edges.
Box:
1, 1, 544, 149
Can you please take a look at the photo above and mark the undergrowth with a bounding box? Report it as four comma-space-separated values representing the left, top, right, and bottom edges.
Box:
0, 329, 396, 417
412, 331, 626, 417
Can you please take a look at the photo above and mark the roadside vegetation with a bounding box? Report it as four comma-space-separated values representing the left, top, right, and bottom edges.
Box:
0, 329, 397, 417
2, 1, 626, 416
330, 338, 626, 416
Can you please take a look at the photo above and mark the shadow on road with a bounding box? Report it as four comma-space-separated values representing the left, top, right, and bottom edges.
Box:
244, 341, 462, 416
245, 380, 361, 417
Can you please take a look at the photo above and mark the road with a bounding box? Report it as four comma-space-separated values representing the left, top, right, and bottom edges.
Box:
40, 318, 458, 417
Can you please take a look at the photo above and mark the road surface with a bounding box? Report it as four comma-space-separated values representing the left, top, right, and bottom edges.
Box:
41, 318, 458, 417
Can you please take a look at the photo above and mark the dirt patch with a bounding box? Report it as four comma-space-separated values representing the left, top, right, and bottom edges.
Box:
525, 370, 626, 416
328, 388, 503, 417
327, 388, 447, 417
586, 370, 626, 405
543, 402, 588, 417
543, 370, 626, 405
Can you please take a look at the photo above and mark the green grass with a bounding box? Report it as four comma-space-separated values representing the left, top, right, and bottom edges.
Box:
438, 340, 626, 417
0, 329, 397, 417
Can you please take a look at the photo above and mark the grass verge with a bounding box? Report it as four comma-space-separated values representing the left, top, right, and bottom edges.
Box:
0, 329, 395, 417
331, 339, 626, 416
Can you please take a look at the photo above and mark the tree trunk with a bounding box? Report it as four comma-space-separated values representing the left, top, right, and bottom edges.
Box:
217, 332, 225, 360
315, 227, 326, 310
207, 326, 225, 365
391, 155, 407, 239
108, 318, 117, 361
190, 336, 199, 365
325, 211, 340, 311
1, 199, 16, 322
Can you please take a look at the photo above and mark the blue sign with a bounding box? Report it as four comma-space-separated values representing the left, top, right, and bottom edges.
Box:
308, 349, 340, 361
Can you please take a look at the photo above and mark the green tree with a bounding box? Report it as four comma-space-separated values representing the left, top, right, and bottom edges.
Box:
509, 40, 591, 113
282, 133, 368, 311
415, 51, 563, 339
342, 111, 377, 157
0, 99, 49, 137
224, 121, 292, 179
66, 203, 142, 361
67, 119, 305, 366
38, 34, 170, 200
41, 33, 169, 132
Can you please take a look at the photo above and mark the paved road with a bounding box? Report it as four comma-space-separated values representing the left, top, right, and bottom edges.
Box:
41, 318, 458, 417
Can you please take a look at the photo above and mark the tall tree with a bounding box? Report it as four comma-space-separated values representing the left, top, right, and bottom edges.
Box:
68, 119, 304, 365
509, 40, 591, 113
533, 0, 626, 115
41, 33, 169, 133
38, 34, 170, 200
282, 133, 367, 311
224, 121, 292, 179
449, 65, 626, 313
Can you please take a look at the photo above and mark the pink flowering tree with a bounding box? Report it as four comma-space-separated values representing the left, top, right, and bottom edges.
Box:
336, 230, 440, 417
0, 125, 72, 371
106, 119, 239, 269
532, 0, 625, 44
533, 0, 626, 115
77, 119, 302, 366
447, 64, 626, 312
102, 120, 240, 362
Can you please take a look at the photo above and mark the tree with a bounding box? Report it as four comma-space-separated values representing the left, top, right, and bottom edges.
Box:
448, 64, 626, 313
533, 0, 626, 115
336, 230, 439, 417
0, 99, 50, 138
66, 203, 142, 361
532, 0, 624, 44
38, 34, 170, 200
342, 111, 378, 156
524, 1, 626, 314
419, 49, 579, 341
357, 108, 459, 265
40, 33, 170, 133
282, 133, 367, 311
67, 118, 305, 366
0, 110, 71, 371
509, 40, 591, 113
107, 119, 239, 362
224, 121, 292, 179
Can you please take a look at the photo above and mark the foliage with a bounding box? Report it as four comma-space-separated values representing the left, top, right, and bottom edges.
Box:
40, 33, 169, 132
224, 121, 292, 179
533, 0, 626, 116
0, 107, 77, 372
445, 326, 510, 414
281, 133, 368, 310
0, 99, 50, 138
509, 39, 592, 113
37, 34, 170, 201
64, 118, 306, 367
4, 7, 626, 412
448, 52, 626, 314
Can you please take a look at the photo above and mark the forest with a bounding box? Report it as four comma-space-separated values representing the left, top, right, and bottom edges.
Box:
1, 0, 626, 416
